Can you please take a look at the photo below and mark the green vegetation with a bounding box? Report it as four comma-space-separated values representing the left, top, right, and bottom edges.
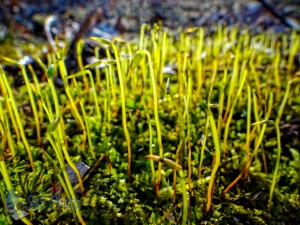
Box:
0, 24, 300, 224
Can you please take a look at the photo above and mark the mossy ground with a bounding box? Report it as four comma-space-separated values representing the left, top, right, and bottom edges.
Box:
0, 24, 300, 225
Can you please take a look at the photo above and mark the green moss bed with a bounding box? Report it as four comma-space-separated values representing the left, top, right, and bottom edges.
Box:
0, 25, 300, 224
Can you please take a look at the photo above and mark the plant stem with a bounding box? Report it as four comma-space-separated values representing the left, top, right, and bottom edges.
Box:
268, 123, 281, 211
0, 66, 34, 170
179, 170, 188, 225
91, 37, 132, 179
200, 102, 221, 212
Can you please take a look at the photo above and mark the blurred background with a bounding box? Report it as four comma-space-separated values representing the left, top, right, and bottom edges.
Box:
0, 0, 299, 58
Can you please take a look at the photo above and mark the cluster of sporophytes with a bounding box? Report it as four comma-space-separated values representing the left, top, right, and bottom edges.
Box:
0, 23, 300, 224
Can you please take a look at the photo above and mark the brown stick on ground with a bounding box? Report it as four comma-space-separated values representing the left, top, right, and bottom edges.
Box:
68, 7, 103, 58
73, 154, 107, 191
258, 0, 297, 30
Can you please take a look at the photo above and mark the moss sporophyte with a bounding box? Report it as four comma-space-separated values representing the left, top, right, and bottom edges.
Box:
0, 24, 300, 224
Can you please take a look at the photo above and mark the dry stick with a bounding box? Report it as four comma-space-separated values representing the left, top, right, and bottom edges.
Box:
259, 0, 298, 30
73, 154, 106, 191
68, 7, 103, 56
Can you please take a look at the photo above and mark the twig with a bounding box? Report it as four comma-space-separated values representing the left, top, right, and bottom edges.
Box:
258, 0, 296, 30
